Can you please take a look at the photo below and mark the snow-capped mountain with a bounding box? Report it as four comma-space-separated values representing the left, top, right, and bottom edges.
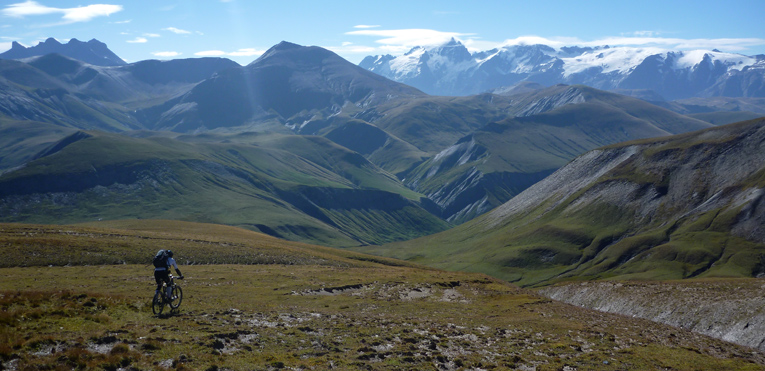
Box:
359, 39, 765, 99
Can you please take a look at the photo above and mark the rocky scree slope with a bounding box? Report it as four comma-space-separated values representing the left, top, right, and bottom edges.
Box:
539, 279, 765, 352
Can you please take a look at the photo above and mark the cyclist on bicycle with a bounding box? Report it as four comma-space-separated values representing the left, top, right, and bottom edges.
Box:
154, 250, 184, 299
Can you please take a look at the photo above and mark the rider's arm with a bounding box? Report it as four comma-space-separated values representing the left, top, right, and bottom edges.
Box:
169, 257, 183, 278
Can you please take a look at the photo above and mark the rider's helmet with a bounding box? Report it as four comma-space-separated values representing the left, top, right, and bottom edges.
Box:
166, 250, 174, 258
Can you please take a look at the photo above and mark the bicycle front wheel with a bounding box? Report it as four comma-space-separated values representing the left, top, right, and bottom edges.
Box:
152, 291, 165, 315
169, 285, 183, 309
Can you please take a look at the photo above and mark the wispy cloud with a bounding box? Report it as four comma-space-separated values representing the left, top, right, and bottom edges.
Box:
152, 51, 181, 57
325, 44, 377, 55
346, 28, 472, 53
144, 33, 160, 38
126, 37, 147, 44
163, 27, 191, 35
195, 50, 226, 56
194, 48, 265, 57
626, 30, 661, 38
229, 48, 263, 57
499, 35, 765, 53
353, 25, 380, 29
347, 27, 765, 56
2, 1, 122, 25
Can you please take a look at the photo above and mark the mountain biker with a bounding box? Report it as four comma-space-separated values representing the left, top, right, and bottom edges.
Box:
154, 250, 184, 299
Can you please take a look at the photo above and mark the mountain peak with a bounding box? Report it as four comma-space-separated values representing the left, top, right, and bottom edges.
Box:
272, 41, 303, 51
250, 41, 307, 65
443, 37, 461, 46
42, 37, 62, 46
0, 37, 125, 66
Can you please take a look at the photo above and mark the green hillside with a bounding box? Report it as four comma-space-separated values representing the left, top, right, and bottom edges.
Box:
0, 119, 76, 173
357, 118, 765, 286
0, 131, 448, 246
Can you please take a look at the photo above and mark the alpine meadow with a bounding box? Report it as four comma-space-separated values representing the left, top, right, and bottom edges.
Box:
1, 1, 765, 370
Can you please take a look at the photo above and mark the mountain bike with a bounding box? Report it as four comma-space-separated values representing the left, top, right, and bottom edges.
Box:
152, 274, 183, 316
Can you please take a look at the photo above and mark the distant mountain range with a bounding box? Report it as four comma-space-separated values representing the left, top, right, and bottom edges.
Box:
0, 38, 762, 251
0, 38, 126, 66
360, 38, 765, 99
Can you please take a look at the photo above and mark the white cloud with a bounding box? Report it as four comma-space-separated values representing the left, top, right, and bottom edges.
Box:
152, 51, 181, 57
144, 33, 160, 38
346, 28, 472, 48
585, 36, 765, 52
628, 31, 660, 38
489, 35, 765, 54
326, 44, 377, 54
195, 50, 226, 56
163, 27, 191, 35
127, 37, 147, 44
229, 48, 264, 57
2, 1, 122, 24
346, 27, 765, 57
499, 36, 579, 48
194, 48, 265, 57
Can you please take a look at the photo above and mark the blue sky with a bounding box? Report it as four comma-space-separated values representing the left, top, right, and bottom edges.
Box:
1, 0, 764, 65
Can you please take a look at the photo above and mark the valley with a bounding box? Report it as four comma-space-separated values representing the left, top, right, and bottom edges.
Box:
1, 35, 765, 369
360, 118, 765, 286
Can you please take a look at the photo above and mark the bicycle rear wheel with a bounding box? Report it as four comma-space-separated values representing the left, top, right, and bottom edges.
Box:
169, 285, 183, 309
152, 291, 165, 315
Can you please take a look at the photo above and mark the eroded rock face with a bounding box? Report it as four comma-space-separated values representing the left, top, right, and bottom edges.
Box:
539, 280, 765, 351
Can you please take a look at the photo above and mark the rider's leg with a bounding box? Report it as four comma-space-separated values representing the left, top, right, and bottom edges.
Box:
165, 276, 173, 299
154, 270, 163, 295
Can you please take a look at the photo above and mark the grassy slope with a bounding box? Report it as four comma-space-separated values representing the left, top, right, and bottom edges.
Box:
0, 221, 762, 370
0, 120, 76, 173
688, 111, 764, 126
357, 119, 765, 287
0, 131, 448, 247
371, 94, 514, 155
